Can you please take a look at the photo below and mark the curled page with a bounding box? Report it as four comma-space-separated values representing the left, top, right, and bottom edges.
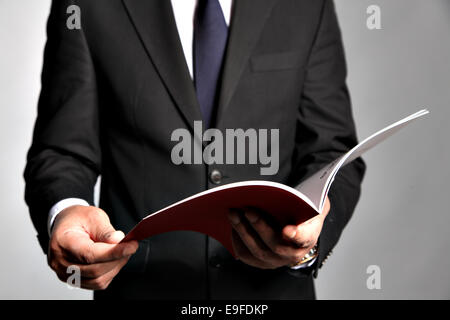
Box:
297, 109, 429, 212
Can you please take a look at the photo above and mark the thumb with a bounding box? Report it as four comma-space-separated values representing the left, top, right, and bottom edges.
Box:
101, 230, 125, 244
321, 196, 331, 217
86, 209, 122, 243
282, 216, 322, 248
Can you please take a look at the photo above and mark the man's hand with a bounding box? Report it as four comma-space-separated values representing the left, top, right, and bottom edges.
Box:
48, 205, 139, 290
227, 197, 331, 269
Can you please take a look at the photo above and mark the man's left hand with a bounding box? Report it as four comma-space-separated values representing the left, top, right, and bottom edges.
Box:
227, 196, 331, 269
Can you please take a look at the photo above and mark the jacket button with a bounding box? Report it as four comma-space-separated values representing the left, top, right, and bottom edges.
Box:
210, 169, 222, 185
209, 256, 222, 268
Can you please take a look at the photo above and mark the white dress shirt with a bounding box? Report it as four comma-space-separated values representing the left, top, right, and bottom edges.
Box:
171, 0, 233, 78
48, 0, 315, 269
48, 0, 233, 235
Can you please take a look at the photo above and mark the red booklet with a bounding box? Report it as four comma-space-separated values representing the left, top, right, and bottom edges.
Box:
122, 181, 317, 257
122, 110, 428, 257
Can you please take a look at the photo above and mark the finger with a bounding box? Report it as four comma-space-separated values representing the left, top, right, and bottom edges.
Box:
228, 210, 282, 266
231, 231, 273, 269
80, 257, 129, 290
244, 209, 308, 260
83, 208, 120, 243
243, 209, 279, 248
60, 230, 138, 264
59, 256, 130, 279
100, 230, 126, 244
282, 216, 322, 249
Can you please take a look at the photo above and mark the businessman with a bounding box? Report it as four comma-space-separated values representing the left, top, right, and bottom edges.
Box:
25, 0, 365, 299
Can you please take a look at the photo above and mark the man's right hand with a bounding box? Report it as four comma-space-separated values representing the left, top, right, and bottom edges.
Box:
47, 205, 139, 290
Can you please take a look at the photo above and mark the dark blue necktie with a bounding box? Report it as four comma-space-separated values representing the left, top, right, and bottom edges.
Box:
194, 0, 228, 128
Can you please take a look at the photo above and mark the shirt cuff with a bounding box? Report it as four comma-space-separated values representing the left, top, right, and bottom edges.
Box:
47, 198, 90, 236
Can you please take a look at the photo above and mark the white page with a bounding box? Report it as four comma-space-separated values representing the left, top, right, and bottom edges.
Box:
297, 109, 429, 212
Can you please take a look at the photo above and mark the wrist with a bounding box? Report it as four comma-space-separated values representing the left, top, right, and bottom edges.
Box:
289, 244, 318, 269
48, 198, 90, 236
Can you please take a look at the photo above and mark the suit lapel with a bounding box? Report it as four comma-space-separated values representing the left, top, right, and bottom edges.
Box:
215, 0, 279, 128
122, 0, 202, 131
122, 0, 278, 131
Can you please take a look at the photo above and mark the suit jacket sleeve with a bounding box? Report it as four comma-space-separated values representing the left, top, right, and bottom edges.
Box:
288, 0, 366, 277
24, 0, 101, 254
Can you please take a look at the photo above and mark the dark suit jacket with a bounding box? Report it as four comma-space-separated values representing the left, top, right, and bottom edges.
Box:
24, 0, 365, 299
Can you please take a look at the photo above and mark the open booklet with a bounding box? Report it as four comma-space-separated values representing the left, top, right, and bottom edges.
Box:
122, 109, 429, 256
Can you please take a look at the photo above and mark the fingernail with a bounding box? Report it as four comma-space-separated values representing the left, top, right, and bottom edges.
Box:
228, 211, 240, 225
287, 228, 296, 239
115, 230, 125, 240
244, 211, 259, 223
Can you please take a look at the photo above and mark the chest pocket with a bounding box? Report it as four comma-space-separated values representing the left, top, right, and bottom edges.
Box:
250, 51, 305, 73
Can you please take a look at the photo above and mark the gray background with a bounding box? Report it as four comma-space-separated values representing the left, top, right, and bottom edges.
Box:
0, 0, 449, 299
